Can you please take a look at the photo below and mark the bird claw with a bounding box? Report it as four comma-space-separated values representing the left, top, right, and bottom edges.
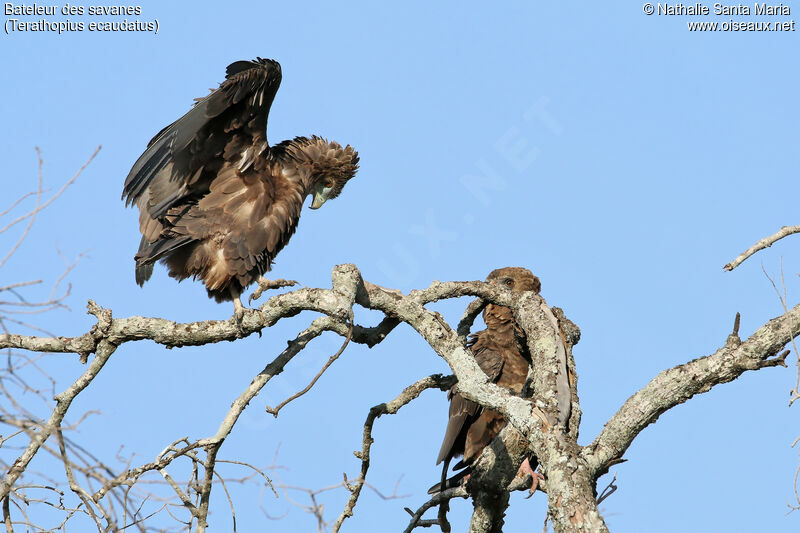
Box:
249, 277, 298, 303
231, 294, 247, 334
233, 308, 246, 334
517, 458, 544, 498
524, 472, 544, 499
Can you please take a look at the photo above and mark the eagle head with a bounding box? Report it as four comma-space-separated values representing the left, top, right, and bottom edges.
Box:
484, 266, 541, 333
486, 267, 541, 294
308, 139, 360, 209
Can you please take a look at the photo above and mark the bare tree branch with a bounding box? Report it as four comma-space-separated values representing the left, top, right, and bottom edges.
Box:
582, 308, 796, 479
1, 253, 797, 532
331, 374, 456, 533
403, 487, 468, 533
0, 146, 100, 241
266, 320, 353, 417
724, 225, 800, 271
0, 302, 116, 502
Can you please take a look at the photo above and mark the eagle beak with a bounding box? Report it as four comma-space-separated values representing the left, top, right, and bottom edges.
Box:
310, 190, 327, 210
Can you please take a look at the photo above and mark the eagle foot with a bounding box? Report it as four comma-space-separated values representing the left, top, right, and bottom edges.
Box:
518, 458, 544, 498
231, 292, 247, 334
249, 277, 298, 303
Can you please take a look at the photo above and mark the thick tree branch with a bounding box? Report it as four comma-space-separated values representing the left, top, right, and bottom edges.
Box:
553, 307, 582, 441
468, 490, 509, 533
4, 261, 797, 533
0, 265, 530, 531
499, 296, 606, 533
465, 425, 527, 533
583, 305, 799, 479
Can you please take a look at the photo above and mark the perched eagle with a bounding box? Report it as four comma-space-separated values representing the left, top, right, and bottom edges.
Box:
431, 267, 542, 493
122, 58, 359, 316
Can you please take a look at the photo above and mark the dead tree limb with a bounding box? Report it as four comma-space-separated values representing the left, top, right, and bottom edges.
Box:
724, 225, 800, 271
1, 262, 797, 532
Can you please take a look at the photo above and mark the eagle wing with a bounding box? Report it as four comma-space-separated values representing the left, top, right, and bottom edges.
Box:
122, 58, 281, 219
435, 333, 505, 466
122, 58, 283, 285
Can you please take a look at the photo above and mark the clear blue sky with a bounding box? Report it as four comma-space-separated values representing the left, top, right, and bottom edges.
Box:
2, 2, 799, 531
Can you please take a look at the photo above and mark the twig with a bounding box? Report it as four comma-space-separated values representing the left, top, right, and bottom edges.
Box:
54, 426, 106, 532
596, 472, 618, 505
213, 471, 236, 533
456, 297, 486, 341
402, 487, 469, 533
0, 191, 37, 220
0, 304, 116, 502
215, 460, 276, 497
266, 320, 353, 417
119, 502, 167, 531
2, 495, 11, 533
0, 148, 44, 268
724, 225, 800, 271
331, 374, 456, 533
0, 281, 42, 294
761, 262, 800, 406
0, 146, 101, 239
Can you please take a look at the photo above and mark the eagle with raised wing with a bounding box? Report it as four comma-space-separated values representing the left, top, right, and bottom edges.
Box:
122, 58, 359, 318
430, 267, 543, 494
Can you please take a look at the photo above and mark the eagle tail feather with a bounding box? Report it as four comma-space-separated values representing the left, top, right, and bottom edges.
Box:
135, 262, 154, 286
134, 235, 194, 281
427, 467, 470, 495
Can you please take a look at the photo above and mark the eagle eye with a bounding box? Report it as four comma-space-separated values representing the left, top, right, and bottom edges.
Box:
504, 279, 514, 287
324, 179, 335, 189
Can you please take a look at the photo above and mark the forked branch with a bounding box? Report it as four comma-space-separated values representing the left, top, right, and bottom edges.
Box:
2, 262, 798, 533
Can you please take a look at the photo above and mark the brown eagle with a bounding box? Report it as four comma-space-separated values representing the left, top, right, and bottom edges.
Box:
122, 58, 359, 317
431, 267, 542, 493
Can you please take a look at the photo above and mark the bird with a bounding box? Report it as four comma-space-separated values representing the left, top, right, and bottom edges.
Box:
430, 267, 542, 494
122, 57, 359, 318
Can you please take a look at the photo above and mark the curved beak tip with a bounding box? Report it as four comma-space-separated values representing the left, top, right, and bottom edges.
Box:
310, 193, 326, 210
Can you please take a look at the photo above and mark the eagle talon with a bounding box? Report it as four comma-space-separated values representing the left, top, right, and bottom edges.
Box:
516, 457, 543, 498
231, 292, 247, 333
249, 277, 298, 303
524, 472, 545, 499
233, 311, 245, 332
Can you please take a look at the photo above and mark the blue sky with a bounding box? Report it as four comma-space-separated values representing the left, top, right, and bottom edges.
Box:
1, 1, 799, 531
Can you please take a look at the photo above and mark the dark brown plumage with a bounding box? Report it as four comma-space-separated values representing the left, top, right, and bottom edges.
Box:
122, 58, 359, 314
431, 267, 541, 493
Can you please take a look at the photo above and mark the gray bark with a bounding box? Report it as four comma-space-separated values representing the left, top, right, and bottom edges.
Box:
1, 264, 795, 533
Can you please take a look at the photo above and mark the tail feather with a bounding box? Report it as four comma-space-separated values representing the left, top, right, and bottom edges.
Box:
135, 262, 154, 286
427, 467, 470, 495
134, 235, 194, 286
